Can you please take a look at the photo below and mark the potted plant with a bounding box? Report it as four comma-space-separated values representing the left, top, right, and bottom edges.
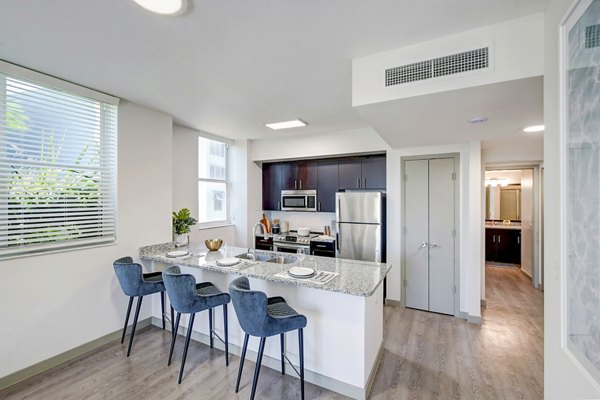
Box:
172, 208, 197, 247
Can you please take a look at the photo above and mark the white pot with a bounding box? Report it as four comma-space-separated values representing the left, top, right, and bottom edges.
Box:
297, 227, 310, 236
174, 233, 188, 247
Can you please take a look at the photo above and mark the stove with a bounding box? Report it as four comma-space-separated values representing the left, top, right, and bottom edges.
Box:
272, 232, 317, 253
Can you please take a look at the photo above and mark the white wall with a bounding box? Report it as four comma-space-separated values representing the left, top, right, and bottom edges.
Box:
0, 101, 173, 379
353, 13, 544, 106
544, 0, 600, 397
172, 125, 235, 245
252, 127, 389, 162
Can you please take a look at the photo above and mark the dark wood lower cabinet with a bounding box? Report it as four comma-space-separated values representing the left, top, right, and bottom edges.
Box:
485, 228, 521, 264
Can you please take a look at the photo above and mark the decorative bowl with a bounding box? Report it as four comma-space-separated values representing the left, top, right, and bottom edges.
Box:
205, 239, 223, 251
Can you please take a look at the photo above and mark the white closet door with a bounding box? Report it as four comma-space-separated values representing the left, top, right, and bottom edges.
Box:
428, 158, 456, 315
404, 159, 429, 310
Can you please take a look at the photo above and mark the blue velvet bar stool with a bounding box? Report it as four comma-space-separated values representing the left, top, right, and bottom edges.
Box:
229, 277, 308, 400
113, 256, 173, 357
162, 266, 231, 384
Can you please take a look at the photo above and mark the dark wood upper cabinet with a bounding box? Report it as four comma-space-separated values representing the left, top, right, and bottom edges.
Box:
262, 154, 386, 212
338, 156, 386, 190
262, 163, 282, 210
362, 156, 386, 189
338, 159, 362, 190
281, 161, 317, 190
317, 161, 338, 212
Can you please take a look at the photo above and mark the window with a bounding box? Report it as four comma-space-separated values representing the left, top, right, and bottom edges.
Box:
198, 137, 228, 225
0, 62, 118, 258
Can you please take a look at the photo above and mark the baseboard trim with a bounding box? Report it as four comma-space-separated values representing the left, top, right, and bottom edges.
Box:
459, 312, 482, 325
521, 269, 533, 281
364, 343, 384, 400
0, 318, 152, 391
151, 316, 369, 399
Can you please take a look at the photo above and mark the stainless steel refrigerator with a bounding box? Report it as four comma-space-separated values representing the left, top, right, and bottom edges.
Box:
335, 191, 386, 262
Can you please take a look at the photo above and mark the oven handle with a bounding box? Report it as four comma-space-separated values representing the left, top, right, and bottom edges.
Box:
274, 243, 310, 251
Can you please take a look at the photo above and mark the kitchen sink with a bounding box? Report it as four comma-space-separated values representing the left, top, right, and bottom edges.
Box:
266, 256, 297, 264
236, 253, 272, 262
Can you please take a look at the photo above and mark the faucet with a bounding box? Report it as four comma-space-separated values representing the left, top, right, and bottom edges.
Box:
250, 222, 267, 261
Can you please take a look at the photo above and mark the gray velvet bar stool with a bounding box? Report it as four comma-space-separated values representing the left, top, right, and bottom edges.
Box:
162, 266, 231, 384
113, 256, 173, 357
229, 276, 307, 400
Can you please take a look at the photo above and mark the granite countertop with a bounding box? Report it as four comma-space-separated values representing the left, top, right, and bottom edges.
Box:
485, 224, 521, 230
140, 242, 390, 297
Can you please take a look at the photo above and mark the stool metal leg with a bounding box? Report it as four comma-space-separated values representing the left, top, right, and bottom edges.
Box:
178, 313, 196, 384
299, 328, 305, 400
208, 308, 214, 348
121, 296, 134, 344
160, 291, 166, 330
170, 305, 175, 333
168, 312, 181, 366
235, 333, 249, 393
223, 304, 229, 366
126, 296, 143, 357
280, 333, 285, 374
250, 337, 266, 400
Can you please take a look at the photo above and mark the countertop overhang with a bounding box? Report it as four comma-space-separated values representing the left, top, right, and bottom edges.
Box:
140, 242, 391, 297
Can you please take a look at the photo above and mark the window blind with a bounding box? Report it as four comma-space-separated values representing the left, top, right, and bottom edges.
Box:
0, 67, 118, 257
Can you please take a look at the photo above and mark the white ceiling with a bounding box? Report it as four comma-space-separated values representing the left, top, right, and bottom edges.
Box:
355, 76, 544, 148
0, 0, 547, 140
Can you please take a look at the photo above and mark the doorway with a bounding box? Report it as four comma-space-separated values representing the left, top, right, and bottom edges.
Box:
402, 155, 459, 316
484, 166, 542, 289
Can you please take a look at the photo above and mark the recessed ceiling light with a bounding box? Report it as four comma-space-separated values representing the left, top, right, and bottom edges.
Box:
265, 119, 308, 130
468, 116, 488, 124
523, 125, 545, 132
132, 0, 187, 15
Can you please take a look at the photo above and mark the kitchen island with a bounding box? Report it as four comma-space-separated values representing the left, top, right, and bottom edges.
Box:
140, 242, 391, 400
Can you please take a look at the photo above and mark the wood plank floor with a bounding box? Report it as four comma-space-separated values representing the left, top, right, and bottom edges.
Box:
0, 265, 543, 400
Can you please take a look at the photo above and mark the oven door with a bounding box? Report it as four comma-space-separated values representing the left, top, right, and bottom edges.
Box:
274, 243, 309, 254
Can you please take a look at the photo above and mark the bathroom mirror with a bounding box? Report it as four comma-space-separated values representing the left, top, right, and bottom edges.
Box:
486, 184, 521, 220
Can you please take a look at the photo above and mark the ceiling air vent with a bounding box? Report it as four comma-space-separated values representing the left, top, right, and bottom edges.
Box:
585, 24, 600, 48
385, 47, 489, 87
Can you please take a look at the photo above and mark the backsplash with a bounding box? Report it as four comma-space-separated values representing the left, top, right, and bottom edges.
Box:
263, 211, 336, 234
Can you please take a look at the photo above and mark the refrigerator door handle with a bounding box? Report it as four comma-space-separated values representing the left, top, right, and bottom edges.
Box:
336, 232, 340, 251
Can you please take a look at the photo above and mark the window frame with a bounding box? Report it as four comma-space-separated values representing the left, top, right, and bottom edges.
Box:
197, 136, 230, 228
0, 60, 119, 259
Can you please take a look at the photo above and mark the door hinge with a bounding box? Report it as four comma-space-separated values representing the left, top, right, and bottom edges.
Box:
453, 285, 456, 293
451, 172, 456, 180
452, 229, 456, 237
403, 279, 407, 287
403, 174, 407, 182
403, 226, 407, 234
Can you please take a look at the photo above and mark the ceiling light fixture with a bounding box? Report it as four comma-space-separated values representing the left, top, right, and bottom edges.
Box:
468, 116, 488, 124
132, 0, 187, 15
523, 125, 545, 132
265, 119, 308, 130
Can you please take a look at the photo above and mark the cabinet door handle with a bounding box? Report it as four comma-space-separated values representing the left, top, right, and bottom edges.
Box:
364, 178, 367, 188
299, 180, 302, 189
498, 236, 501, 243
518, 236, 520, 244
357, 177, 360, 188
294, 180, 297, 189
318, 202, 321, 212
493, 235, 495, 243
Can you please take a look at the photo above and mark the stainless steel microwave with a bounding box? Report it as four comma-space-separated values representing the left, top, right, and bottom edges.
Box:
281, 190, 317, 211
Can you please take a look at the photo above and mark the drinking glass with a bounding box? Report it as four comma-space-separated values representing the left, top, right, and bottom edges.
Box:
297, 248, 306, 266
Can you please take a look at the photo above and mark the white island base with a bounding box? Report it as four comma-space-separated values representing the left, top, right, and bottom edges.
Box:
144, 263, 384, 400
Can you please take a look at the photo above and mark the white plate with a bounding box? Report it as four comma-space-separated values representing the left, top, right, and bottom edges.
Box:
288, 266, 316, 278
216, 257, 241, 266
166, 250, 189, 258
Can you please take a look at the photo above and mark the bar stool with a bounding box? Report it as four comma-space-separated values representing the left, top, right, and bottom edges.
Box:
162, 266, 230, 384
229, 277, 307, 400
113, 256, 173, 357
